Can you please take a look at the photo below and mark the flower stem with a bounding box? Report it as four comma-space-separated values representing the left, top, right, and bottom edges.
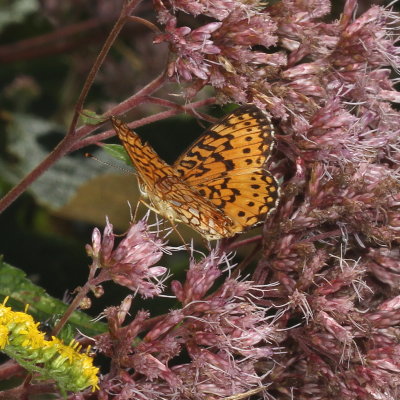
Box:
68, 0, 143, 137
51, 264, 103, 337
0, 0, 147, 215
72, 96, 217, 150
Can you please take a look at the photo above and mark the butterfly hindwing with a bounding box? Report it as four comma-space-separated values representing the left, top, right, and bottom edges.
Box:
153, 175, 238, 239
195, 170, 279, 229
173, 106, 279, 231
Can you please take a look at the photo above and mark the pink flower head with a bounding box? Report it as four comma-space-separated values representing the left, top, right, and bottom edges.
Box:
154, 4, 280, 101
86, 218, 168, 297
213, 8, 277, 49
154, 17, 221, 81
171, 250, 224, 304
168, 0, 252, 21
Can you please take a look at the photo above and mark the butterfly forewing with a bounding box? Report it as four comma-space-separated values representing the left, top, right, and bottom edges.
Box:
174, 106, 275, 184
110, 117, 173, 188
110, 117, 239, 240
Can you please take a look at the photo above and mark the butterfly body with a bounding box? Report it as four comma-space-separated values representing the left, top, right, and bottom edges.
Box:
110, 106, 279, 240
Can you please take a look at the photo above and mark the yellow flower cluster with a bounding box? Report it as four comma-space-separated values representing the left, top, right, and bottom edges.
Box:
0, 298, 99, 393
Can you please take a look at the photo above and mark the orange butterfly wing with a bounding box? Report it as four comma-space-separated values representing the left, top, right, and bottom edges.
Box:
173, 106, 279, 231
111, 106, 279, 240
110, 117, 239, 240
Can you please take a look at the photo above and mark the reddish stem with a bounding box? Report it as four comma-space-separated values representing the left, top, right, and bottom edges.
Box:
0, 1, 163, 215
0, 18, 106, 63
0, 360, 26, 381
117, 96, 218, 129
226, 235, 262, 251
102, 71, 167, 118
296, 229, 344, 244
51, 264, 107, 337
68, 0, 144, 137
127, 15, 161, 33
146, 96, 218, 122
0, 382, 58, 399
71, 96, 217, 151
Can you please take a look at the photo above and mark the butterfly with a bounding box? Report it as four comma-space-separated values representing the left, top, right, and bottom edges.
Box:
110, 105, 279, 241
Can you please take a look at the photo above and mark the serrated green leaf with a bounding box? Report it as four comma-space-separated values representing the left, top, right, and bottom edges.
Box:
103, 143, 134, 168
0, 258, 107, 338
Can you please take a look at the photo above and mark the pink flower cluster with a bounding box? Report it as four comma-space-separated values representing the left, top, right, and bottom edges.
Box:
154, 0, 280, 100
96, 252, 280, 399
89, 0, 400, 398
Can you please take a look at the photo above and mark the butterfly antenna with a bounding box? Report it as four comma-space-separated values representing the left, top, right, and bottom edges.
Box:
84, 153, 138, 177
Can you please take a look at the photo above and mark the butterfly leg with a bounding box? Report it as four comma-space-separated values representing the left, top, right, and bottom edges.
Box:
131, 200, 142, 222
201, 237, 213, 251
167, 217, 191, 252
139, 199, 189, 251
139, 199, 170, 237
139, 199, 161, 216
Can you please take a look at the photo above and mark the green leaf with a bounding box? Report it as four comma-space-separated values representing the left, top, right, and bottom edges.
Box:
80, 109, 108, 125
0, 257, 107, 339
103, 143, 134, 168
